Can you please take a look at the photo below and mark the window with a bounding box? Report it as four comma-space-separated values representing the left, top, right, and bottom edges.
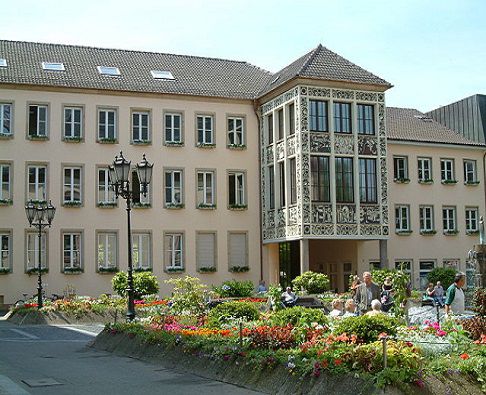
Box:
359, 158, 377, 203
98, 109, 117, 140
395, 260, 412, 280
419, 261, 435, 289
0, 164, 11, 203
28, 105, 48, 138
196, 232, 216, 271
442, 206, 457, 233
131, 170, 150, 206
132, 233, 151, 270
0, 59, 6, 67
393, 156, 408, 181
278, 162, 286, 207
165, 170, 183, 206
97, 66, 120, 76
63, 107, 82, 139
63, 167, 82, 204
97, 168, 116, 206
277, 109, 284, 140
0, 103, 12, 136
42, 62, 65, 71
165, 113, 182, 144
27, 165, 47, 202
288, 103, 295, 135
26, 232, 46, 271
464, 160, 477, 183
268, 165, 275, 210
333, 102, 352, 133
228, 171, 245, 207
165, 233, 183, 269
335, 157, 354, 203
417, 158, 432, 182
466, 207, 479, 233
0, 232, 11, 271
309, 100, 328, 132
289, 158, 297, 204
395, 205, 410, 232
228, 232, 248, 270
419, 205, 434, 232
443, 258, 460, 271
357, 104, 375, 134
311, 156, 330, 202
267, 114, 273, 144
227, 117, 244, 146
440, 159, 455, 182
196, 115, 214, 145
97, 232, 117, 270
151, 70, 174, 80
63, 232, 82, 271
132, 111, 150, 143
197, 171, 215, 207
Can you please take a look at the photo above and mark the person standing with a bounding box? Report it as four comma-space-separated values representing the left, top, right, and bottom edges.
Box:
353, 271, 381, 314
444, 273, 466, 316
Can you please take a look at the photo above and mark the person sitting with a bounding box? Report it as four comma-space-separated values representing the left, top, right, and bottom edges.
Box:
365, 299, 384, 316
329, 299, 344, 317
434, 281, 445, 307
282, 286, 297, 307
257, 280, 268, 295
425, 282, 441, 306
342, 299, 357, 317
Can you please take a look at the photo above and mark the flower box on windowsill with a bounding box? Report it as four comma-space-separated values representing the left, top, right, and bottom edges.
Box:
26, 268, 48, 275
466, 230, 479, 236
420, 230, 437, 235
229, 266, 249, 273
165, 267, 185, 274
228, 204, 247, 211
227, 144, 246, 150
27, 199, 47, 205
418, 179, 433, 184
0, 133, 13, 140
465, 181, 480, 186
63, 136, 83, 143
98, 267, 119, 274
63, 267, 84, 274
98, 138, 117, 144
196, 143, 216, 149
198, 267, 217, 273
443, 230, 459, 235
395, 230, 413, 235
0, 199, 13, 206
393, 178, 410, 184
97, 201, 117, 208
132, 140, 151, 146
63, 200, 82, 207
164, 141, 184, 147
165, 203, 184, 210
132, 202, 151, 209
28, 135, 49, 141
0, 268, 11, 275
197, 203, 216, 210
134, 267, 152, 273
441, 180, 458, 185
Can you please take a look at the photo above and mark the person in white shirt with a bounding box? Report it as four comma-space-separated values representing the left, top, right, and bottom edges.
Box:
445, 273, 466, 316
282, 286, 297, 307
329, 299, 343, 317
342, 299, 357, 317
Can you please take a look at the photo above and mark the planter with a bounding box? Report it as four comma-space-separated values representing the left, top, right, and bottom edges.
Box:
132, 140, 151, 145
63, 136, 83, 143
420, 230, 437, 235
197, 204, 216, 210
28, 135, 48, 141
0, 199, 13, 206
0, 268, 11, 274
97, 202, 117, 208
227, 144, 246, 150
197, 267, 217, 273
132, 203, 151, 209
443, 230, 459, 235
26, 268, 48, 275
395, 230, 412, 235
63, 267, 84, 274
63, 201, 82, 207
228, 204, 247, 211
165, 203, 184, 209
0, 133, 13, 139
98, 267, 119, 274
165, 267, 185, 274
98, 138, 117, 144
196, 143, 216, 149
229, 266, 249, 273
418, 179, 433, 184
134, 267, 152, 272
393, 178, 410, 184
465, 181, 480, 185
164, 141, 184, 147
441, 180, 458, 185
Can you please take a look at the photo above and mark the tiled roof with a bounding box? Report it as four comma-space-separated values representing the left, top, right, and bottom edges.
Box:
259, 44, 391, 96
0, 40, 272, 99
386, 107, 485, 147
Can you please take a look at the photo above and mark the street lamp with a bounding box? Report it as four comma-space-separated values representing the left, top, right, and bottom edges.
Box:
25, 200, 56, 309
110, 151, 153, 321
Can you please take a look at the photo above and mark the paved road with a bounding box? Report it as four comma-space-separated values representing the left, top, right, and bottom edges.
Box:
0, 321, 261, 395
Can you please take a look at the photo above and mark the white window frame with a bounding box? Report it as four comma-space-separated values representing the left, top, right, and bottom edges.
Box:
42, 62, 65, 71
227, 117, 244, 146
97, 232, 117, 270
131, 170, 151, 206
26, 232, 47, 270
441, 158, 455, 182
196, 232, 216, 270
228, 171, 246, 207
395, 260, 413, 282
63, 107, 83, 139
0, 163, 11, 202
442, 206, 457, 233
165, 233, 183, 269
196, 115, 214, 145
165, 170, 183, 206
97, 66, 120, 76
419, 205, 434, 232
0, 103, 12, 136
417, 157, 432, 182
197, 171, 215, 207
97, 168, 116, 205
464, 160, 477, 183
419, 260, 435, 290
466, 207, 479, 233
28, 104, 48, 137
132, 111, 150, 143
63, 167, 82, 204
98, 108, 117, 140
228, 232, 248, 270
63, 232, 82, 270
165, 113, 182, 144
132, 233, 151, 270
0, 232, 12, 270
393, 156, 408, 180
395, 205, 410, 232
27, 165, 47, 202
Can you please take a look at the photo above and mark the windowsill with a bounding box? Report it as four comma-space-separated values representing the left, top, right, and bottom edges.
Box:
229, 266, 250, 273
165, 203, 184, 210
63, 268, 84, 274
131, 140, 151, 146
227, 144, 246, 150
196, 143, 216, 148
98, 267, 119, 274
0, 268, 11, 275
419, 230, 437, 235
228, 204, 247, 211
27, 135, 49, 141
334, 131, 353, 134
97, 138, 118, 144
26, 200, 47, 205
441, 180, 457, 185
443, 230, 459, 235
0, 199, 13, 206
132, 203, 151, 209
164, 141, 184, 147
63, 137, 83, 143
395, 230, 412, 235
134, 267, 152, 272
197, 267, 217, 273
165, 267, 185, 274
393, 178, 410, 184
418, 179, 434, 184
197, 204, 216, 210
0, 133, 13, 140
26, 268, 48, 275
465, 181, 480, 186
97, 202, 117, 208
466, 230, 479, 236
63, 201, 82, 207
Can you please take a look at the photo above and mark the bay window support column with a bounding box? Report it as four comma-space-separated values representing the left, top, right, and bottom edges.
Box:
300, 238, 309, 274
379, 239, 388, 269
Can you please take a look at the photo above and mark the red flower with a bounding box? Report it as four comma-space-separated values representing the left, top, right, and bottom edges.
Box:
378, 332, 388, 340
459, 353, 470, 360
321, 360, 329, 368
334, 359, 343, 366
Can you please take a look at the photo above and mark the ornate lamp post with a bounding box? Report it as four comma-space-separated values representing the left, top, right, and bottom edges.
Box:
25, 200, 56, 309
109, 151, 153, 321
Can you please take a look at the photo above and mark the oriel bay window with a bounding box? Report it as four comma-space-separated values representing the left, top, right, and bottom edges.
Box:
278, 162, 286, 207
228, 171, 246, 207
357, 104, 375, 134
358, 158, 377, 203
289, 158, 297, 205
28, 104, 48, 138
63, 232, 82, 272
268, 165, 275, 210
309, 100, 328, 132
335, 157, 353, 203
63, 167, 82, 205
333, 102, 351, 133
310, 156, 330, 202
27, 165, 47, 202
197, 171, 215, 208
288, 103, 295, 135
277, 109, 284, 140
267, 113, 273, 144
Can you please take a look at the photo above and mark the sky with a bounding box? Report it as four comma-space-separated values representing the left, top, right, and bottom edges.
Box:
1, 0, 485, 111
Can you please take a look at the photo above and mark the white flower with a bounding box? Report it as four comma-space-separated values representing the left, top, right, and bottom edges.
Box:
287, 362, 295, 369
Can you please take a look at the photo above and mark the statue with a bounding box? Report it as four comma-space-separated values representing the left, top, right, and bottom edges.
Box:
480, 216, 485, 245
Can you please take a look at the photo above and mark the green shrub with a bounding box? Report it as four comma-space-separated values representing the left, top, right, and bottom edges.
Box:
371, 268, 410, 316
207, 301, 260, 328
269, 306, 328, 328
333, 314, 400, 343
473, 287, 486, 316
213, 279, 254, 297
166, 276, 208, 316
112, 271, 159, 299
291, 271, 329, 294
427, 267, 456, 290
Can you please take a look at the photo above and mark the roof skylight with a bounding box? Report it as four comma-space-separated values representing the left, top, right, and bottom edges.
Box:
97, 66, 121, 76
0, 59, 7, 67
270, 75, 280, 84
42, 62, 65, 71
151, 70, 175, 80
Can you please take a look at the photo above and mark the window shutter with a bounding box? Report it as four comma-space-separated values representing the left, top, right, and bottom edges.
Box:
197, 233, 215, 268
229, 233, 247, 267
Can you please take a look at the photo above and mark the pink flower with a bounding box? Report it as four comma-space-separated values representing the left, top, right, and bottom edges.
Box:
436, 330, 447, 337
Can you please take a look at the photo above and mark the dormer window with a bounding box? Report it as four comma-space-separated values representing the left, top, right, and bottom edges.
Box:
42, 62, 65, 71
97, 66, 121, 76
0, 59, 7, 67
151, 70, 175, 80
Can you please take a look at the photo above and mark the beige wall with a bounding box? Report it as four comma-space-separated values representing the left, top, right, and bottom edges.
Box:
0, 88, 262, 303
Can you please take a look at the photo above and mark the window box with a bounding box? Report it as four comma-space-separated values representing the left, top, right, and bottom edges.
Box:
465, 181, 480, 185
0, 199, 13, 206
196, 143, 216, 149
228, 204, 247, 211
229, 266, 249, 273
98, 137, 117, 144
164, 141, 184, 147
418, 179, 433, 184
441, 180, 457, 185
63, 267, 84, 274
0, 132, 13, 140
0, 268, 11, 275
466, 230, 479, 236
197, 203, 216, 210
98, 267, 119, 273
132, 140, 151, 146
134, 267, 152, 273
27, 199, 47, 205
420, 230, 437, 235
165, 203, 184, 209
26, 268, 48, 275
165, 267, 185, 273
97, 202, 117, 208
64, 136, 82, 143
28, 135, 48, 141
393, 178, 410, 184
132, 202, 151, 209
198, 267, 216, 273
443, 230, 459, 235
227, 144, 246, 150
395, 230, 412, 235
63, 200, 82, 207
